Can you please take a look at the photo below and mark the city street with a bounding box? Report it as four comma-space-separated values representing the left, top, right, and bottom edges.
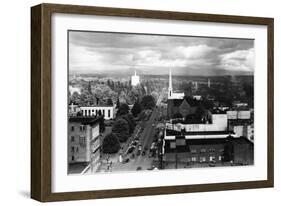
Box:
110, 107, 160, 172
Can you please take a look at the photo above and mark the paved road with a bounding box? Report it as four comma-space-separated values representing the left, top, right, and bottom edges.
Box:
131, 108, 159, 167
105, 94, 165, 172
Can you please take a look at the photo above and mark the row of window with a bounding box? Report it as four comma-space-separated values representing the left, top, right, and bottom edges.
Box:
188, 155, 222, 162
71, 146, 79, 153
70, 125, 86, 132
83, 109, 111, 117
70, 136, 86, 145
190, 148, 223, 153
169, 142, 224, 154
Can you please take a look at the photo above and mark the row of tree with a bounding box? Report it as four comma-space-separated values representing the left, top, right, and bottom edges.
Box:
102, 95, 156, 154
102, 103, 136, 154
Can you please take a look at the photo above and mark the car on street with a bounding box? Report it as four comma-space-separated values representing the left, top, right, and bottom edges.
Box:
136, 166, 142, 171
127, 145, 135, 154
123, 158, 130, 164
209, 160, 216, 167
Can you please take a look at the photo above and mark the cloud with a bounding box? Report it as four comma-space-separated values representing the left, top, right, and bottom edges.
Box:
69, 31, 254, 75
219, 48, 254, 71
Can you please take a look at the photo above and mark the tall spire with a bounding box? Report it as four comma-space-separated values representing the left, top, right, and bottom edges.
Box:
134, 70, 137, 76
168, 67, 173, 99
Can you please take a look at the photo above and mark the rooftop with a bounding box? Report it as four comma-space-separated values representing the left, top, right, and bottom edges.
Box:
69, 116, 102, 125
164, 136, 252, 153
165, 129, 235, 136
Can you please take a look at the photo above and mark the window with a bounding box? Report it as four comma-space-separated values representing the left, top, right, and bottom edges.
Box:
108, 109, 111, 118
71, 146, 75, 153
79, 136, 86, 144
218, 156, 222, 161
76, 147, 79, 152
71, 156, 74, 161
191, 149, 197, 154
80, 125, 85, 131
71, 126, 75, 131
209, 148, 215, 152
170, 142, 176, 149
102, 109, 105, 115
191, 157, 197, 162
71, 136, 75, 142
199, 156, 206, 162
176, 139, 185, 146
209, 156, 215, 161
200, 148, 206, 153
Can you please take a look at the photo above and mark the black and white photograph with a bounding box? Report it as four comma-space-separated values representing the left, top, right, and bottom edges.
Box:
67, 30, 254, 175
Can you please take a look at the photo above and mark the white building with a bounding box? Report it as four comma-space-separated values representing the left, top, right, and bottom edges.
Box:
80, 106, 115, 120
227, 110, 251, 120
69, 103, 81, 116
193, 95, 202, 100
131, 70, 140, 86
69, 85, 81, 95
168, 68, 184, 99
232, 124, 254, 142
165, 113, 238, 141
166, 114, 228, 134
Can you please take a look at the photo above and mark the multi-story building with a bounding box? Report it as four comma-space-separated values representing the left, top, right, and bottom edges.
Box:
162, 112, 253, 167
68, 116, 102, 173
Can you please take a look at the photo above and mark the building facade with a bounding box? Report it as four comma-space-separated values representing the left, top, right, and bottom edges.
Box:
68, 116, 102, 172
163, 134, 253, 166
80, 106, 115, 120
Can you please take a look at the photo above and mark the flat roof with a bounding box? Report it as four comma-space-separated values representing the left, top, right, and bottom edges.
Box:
69, 116, 102, 125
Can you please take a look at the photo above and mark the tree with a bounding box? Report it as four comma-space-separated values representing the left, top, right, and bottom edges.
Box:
112, 118, 130, 142
131, 101, 142, 117
99, 116, 105, 132
202, 99, 214, 110
106, 98, 113, 106
102, 133, 120, 154
172, 113, 183, 119
116, 103, 129, 117
116, 96, 120, 108
90, 84, 118, 105
119, 114, 136, 134
151, 91, 159, 103
140, 95, 156, 110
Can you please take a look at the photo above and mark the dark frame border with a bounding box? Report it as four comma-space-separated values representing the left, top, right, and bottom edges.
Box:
31, 3, 274, 202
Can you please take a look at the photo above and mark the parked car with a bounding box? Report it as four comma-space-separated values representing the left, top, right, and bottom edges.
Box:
123, 158, 130, 164
136, 166, 142, 171
127, 146, 135, 154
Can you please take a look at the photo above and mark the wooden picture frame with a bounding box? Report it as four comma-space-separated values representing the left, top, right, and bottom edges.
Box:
31, 3, 274, 202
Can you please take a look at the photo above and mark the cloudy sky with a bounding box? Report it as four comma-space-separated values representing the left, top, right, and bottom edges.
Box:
69, 31, 254, 76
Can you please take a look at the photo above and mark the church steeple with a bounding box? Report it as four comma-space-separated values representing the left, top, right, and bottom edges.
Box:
168, 68, 173, 99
